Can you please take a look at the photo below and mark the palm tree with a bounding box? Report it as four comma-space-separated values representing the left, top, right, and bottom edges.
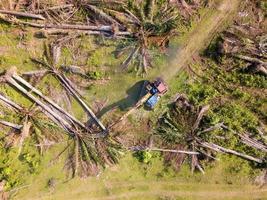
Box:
114, 0, 180, 74
155, 94, 265, 173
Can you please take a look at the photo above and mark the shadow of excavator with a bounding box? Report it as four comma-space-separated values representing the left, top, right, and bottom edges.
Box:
97, 80, 147, 118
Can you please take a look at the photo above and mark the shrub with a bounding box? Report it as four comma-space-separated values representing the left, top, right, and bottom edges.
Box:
133, 151, 152, 164
186, 83, 218, 105
87, 71, 105, 80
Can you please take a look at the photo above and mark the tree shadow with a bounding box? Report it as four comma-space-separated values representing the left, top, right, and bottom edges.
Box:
97, 80, 147, 118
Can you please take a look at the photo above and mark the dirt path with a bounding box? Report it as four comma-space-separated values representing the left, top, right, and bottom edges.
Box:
162, 0, 241, 81
27, 179, 267, 200
88, 0, 241, 116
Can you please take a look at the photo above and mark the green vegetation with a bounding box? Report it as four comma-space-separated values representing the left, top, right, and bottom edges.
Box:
0, 0, 266, 199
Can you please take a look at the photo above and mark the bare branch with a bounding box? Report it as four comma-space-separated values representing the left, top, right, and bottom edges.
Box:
0, 9, 45, 20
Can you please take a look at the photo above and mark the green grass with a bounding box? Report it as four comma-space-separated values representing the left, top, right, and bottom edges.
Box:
12, 152, 267, 200
2, 0, 264, 199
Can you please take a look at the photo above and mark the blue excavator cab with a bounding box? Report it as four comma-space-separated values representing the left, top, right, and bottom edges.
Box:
146, 93, 160, 109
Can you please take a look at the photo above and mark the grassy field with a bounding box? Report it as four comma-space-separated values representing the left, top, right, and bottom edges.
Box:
13, 153, 267, 200
2, 0, 266, 199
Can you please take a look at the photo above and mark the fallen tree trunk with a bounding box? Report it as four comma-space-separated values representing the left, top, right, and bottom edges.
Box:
199, 141, 263, 163
11, 73, 89, 132
0, 93, 23, 111
238, 133, 267, 152
55, 73, 107, 133
6, 76, 75, 135
33, 4, 74, 14
0, 14, 132, 37
0, 10, 45, 20
22, 69, 48, 77
129, 146, 199, 155
235, 55, 267, 65
221, 124, 267, 152
149, 147, 200, 155
0, 120, 22, 130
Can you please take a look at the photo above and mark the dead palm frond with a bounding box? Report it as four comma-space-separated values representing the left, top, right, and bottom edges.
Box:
218, 25, 267, 76
0, 93, 63, 154
74, 0, 126, 26
61, 134, 123, 177
155, 94, 266, 173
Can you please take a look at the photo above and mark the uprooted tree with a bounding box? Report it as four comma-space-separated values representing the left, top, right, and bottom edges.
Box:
154, 94, 267, 173
0, 68, 123, 178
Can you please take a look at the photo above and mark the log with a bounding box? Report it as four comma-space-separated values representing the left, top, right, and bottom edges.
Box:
235, 55, 267, 65
0, 10, 45, 20
60, 74, 83, 97
238, 133, 267, 152
221, 124, 267, 152
5, 75, 75, 136
11, 74, 89, 133
85, 4, 119, 26
0, 93, 23, 111
199, 141, 263, 163
149, 147, 200, 155
0, 15, 132, 37
13, 21, 117, 32
22, 70, 48, 77
192, 105, 210, 132
33, 4, 74, 14
55, 73, 107, 133
0, 120, 22, 130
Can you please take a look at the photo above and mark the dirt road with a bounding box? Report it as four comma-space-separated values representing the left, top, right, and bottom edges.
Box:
87, 0, 241, 114
20, 179, 267, 200
161, 0, 241, 81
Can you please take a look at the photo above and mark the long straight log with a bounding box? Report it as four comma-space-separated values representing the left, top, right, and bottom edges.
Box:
12, 20, 115, 32
0, 15, 132, 37
11, 74, 89, 132
33, 4, 74, 14
110, 92, 151, 129
235, 55, 267, 65
5, 76, 74, 136
85, 4, 119, 26
238, 133, 267, 152
0, 10, 45, 20
150, 148, 200, 155
22, 70, 48, 77
0, 120, 22, 130
55, 73, 107, 133
221, 124, 267, 152
61, 74, 83, 97
0, 93, 23, 111
200, 141, 263, 163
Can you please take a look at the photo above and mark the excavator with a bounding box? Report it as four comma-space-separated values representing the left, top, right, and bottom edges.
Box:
108, 78, 168, 128
90, 78, 168, 132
